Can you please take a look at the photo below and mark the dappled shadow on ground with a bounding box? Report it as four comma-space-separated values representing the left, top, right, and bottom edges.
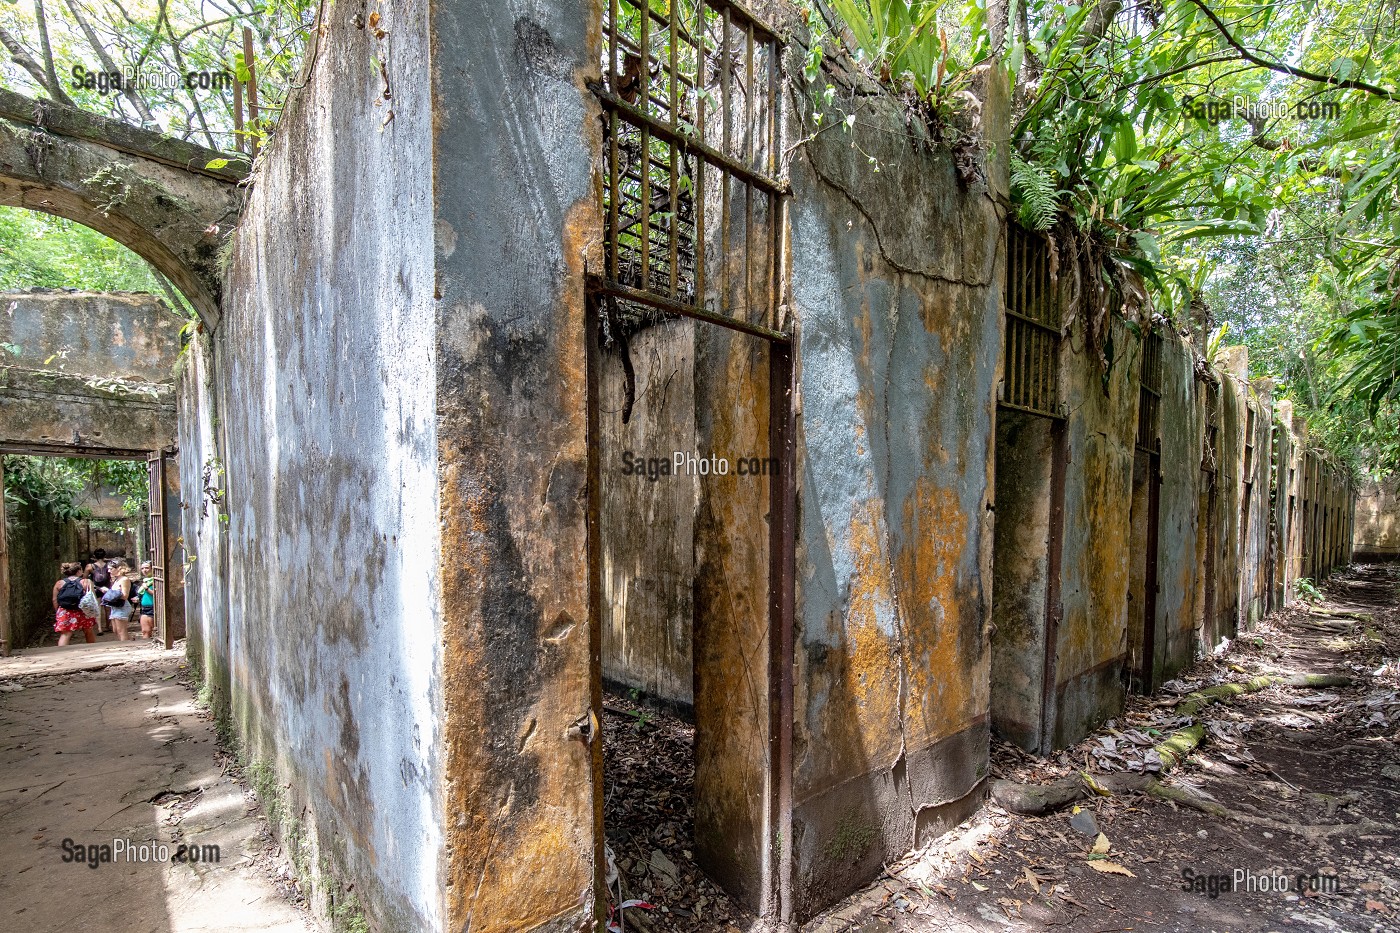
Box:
805, 564, 1400, 932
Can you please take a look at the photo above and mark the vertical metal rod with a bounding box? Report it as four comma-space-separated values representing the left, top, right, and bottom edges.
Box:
584, 293, 608, 927
609, 110, 621, 280
768, 340, 796, 928
746, 24, 756, 168
0, 455, 9, 657
670, 0, 680, 128
769, 37, 782, 331
669, 139, 681, 298
695, 0, 708, 308
639, 0, 650, 111
720, 8, 731, 309
639, 0, 652, 288
608, 0, 620, 281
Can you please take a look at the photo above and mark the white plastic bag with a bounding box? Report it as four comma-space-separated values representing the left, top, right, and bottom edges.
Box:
79, 588, 100, 619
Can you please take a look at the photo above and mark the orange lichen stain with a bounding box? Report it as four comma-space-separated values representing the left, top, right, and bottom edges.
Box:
841, 499, 904, 764
895, 479, 981, 746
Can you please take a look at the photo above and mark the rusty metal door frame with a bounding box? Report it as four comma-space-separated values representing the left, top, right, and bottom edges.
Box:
583, 293, 796, 926
587, 0, 793, 924
146, 447, 175, 650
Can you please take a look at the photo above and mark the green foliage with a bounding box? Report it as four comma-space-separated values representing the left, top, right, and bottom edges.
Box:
0, 0, 318, 151
820, 0, 1400, 475
1010, 150, 1059, 230
1295, 577, 1323, 603
818, 0, 992, 121
0, 208, 161, 292
3, 455, 148, 523
3, 455, 90, 521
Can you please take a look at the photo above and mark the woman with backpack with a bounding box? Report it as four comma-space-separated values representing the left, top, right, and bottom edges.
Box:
53, 562, 96, 646
103, 562, 135, 640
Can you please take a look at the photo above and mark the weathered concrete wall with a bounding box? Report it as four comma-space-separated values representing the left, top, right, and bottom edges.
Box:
176, 333, 227, 715
1207, 350, 1247, 648
4, 499, 73, 648
1239, 379, 1274, 629
1151, 329, 1203, 684
0, 290, 179, 454
786, 54, 1005, 915
990, 412, 1055, 751
215, 1, 443, 929
598, 320, 697, 706
1355, 475, 1400, 560
431, 1, 599, 930
1051, 315, 1140, 746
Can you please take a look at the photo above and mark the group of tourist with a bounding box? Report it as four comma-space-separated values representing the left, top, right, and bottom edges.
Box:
51, 549, 158, 647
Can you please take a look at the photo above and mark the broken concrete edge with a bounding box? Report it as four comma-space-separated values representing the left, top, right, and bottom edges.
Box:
991, 672, 1353, 815
0, 87, 248, 183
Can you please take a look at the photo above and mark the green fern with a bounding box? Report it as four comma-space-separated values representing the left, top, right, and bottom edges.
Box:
1011, 151, 1060, 231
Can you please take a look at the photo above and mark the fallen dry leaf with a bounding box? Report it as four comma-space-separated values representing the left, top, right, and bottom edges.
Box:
1086, 860, 1136, 877
1023, 867, 1041, 893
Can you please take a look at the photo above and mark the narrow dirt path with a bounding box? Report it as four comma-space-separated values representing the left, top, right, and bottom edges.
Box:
808, 564, 1400, 933
0, 642, 313, 933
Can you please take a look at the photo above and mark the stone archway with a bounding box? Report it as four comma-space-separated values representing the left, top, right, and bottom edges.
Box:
0, 89, 245, 329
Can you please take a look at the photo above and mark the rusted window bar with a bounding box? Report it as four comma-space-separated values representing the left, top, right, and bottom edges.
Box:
720, 5, 732, 310
1000, 226, 1061, 416
597, 0, 785, 336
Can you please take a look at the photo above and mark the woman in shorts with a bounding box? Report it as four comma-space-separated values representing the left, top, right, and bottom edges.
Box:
53, 562, 96, 646
104, 563, 135, 640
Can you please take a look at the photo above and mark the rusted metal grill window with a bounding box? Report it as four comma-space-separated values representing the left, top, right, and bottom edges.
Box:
1243, 408, 1256, 478
1202, 381, 1219, 472
1000, 225, 1061, 416
595, 0, 785, 341
1136, 329, 1163, 452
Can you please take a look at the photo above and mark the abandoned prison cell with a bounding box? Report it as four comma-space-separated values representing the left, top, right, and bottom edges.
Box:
0, 1, 1374, 932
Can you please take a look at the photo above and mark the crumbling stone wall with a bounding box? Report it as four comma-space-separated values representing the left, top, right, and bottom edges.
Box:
1147, 327, 1205, 687
1051, 315, 1141, 746
0, 289, 179, 454
1354, 475, 1400, 560
209, 1, 444, 929
785, 50, 1006, 915
990, 412, 1056, 751
4, 499, 81, 648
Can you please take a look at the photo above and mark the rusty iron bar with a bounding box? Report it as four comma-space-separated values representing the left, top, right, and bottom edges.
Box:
999, 226, 1060, 417
592, 87, 784, 195
595, 279, 789, 342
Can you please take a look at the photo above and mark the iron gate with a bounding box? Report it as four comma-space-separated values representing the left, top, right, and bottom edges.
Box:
147, 449, 172, 649
589, 0, 793, 924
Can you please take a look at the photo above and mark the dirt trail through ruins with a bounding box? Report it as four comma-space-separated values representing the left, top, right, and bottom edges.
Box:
808, 564, 1400, 933
0, 641, 312, 933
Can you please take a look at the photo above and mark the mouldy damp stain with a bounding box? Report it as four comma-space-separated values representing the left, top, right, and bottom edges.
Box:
824, 816, 878, 865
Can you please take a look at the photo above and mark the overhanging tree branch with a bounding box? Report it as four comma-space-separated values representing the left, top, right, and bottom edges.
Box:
1186, 0, 1400, 102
